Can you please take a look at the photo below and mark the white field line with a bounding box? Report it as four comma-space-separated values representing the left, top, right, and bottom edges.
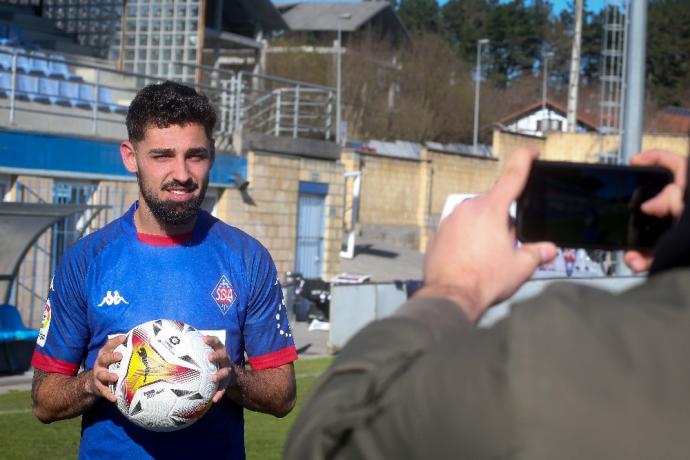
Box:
0, 408, 32, 416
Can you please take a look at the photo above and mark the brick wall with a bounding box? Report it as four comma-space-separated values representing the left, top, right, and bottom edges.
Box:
215, 151, 344, 280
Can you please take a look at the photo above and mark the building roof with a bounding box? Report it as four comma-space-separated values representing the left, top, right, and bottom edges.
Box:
356, 140, 422, 160
498, 99, 598, 131
648, 106, 690, 134
206, 0, 287, 37
278, 2, 387, 32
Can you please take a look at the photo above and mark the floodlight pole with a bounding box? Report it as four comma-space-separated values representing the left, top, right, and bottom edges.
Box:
473, 38, 489, 154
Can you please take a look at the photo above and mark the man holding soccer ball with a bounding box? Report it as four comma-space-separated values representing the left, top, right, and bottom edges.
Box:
30, 81, 297, 459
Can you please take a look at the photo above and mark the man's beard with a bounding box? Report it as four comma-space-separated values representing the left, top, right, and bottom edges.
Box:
138, 175, 208, 227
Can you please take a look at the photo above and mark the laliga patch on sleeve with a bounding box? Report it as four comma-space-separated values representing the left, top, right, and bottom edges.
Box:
36, 299, 52, 347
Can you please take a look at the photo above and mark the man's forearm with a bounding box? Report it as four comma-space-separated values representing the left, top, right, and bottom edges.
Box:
32, 368, 100, 423
225, 363, 295, 417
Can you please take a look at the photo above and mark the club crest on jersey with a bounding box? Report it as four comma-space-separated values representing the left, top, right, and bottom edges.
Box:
212, 275, 235, 315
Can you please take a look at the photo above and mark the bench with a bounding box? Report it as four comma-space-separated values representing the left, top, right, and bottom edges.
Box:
0, 304, 38, 374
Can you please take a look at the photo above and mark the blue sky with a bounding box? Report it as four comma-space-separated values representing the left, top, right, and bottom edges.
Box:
280, 1, 608, 15
436, 0, 607, 14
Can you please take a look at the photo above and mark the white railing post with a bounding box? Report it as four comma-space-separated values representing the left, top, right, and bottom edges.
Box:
92, 68, 100, 134
325, 90, 334, 141
275, 89, 282, 136
293, 85, 300, 138
9, 51, 17, 124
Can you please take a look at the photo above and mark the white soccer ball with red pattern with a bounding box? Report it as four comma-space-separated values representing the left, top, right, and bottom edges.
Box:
108, 319, 219, 432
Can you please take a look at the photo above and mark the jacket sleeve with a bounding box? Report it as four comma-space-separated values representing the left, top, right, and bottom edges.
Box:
284, 296, 476, 459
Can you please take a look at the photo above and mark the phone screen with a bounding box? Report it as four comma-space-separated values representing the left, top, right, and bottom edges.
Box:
516, 160, 673, 250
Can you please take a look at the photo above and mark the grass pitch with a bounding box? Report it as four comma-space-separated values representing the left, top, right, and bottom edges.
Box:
0, 357, 332, 460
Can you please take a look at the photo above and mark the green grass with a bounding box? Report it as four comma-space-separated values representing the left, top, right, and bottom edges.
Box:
0, 357, 332, 460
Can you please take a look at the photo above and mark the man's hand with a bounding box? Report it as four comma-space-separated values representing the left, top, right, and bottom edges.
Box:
204, 335, 237, 403
89, 335, 126, 402
204, 335, 296, 417
625, 149, 687, 273
416, 147, 557, 322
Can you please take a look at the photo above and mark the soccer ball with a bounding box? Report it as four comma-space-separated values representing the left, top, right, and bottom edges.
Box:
108, 319, 219, 432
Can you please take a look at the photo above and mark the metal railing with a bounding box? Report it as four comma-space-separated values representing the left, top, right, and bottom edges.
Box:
0, 46, 336, 144
221, 71, 335, 142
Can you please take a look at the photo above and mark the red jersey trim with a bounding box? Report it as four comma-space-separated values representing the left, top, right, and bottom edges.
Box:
31, 351, 80, 376
248, 345, 298, 370
137, 232, 193, 247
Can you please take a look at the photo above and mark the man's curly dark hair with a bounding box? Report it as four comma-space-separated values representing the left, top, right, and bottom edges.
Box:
126, 81, 217, 143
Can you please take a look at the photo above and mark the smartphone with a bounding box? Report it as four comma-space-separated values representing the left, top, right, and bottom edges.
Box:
516, 160, 674, 250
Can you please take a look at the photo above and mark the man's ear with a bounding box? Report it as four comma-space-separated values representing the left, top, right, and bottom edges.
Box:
120, 141, 138, 174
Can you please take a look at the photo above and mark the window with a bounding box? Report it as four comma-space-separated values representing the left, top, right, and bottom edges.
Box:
51, 182, 96, 272
537, 118, 563, 133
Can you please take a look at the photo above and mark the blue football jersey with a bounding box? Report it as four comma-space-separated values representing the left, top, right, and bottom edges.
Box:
32, 203, 297, 459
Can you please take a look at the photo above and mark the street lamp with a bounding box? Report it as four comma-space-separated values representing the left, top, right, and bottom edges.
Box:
336, 12, 352, 145
473, 38, 489, 155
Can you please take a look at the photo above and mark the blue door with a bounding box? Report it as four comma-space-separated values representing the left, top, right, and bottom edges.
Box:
295, 182, 328, 278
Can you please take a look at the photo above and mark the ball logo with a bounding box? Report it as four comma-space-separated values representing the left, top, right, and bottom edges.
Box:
124, 330, 199, 407
212, 275, 235, 315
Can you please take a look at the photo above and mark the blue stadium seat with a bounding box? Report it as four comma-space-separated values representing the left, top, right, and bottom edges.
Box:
0, 50, 14, 70
0, 304, 39, 374
77, 81, 94, 109
30, 51, 50, 76
47, 54, 81, 81
97, 86, 128, 114
0, 70, 9, 97
38, 76, 59, 103
15, 52, 31, 73
56, 79, 79, 106
15, 73, 36, 100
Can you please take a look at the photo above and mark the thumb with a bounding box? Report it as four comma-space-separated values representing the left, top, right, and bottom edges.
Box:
514, 242, 558, 280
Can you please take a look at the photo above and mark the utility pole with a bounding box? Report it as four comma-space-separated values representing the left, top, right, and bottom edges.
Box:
616, 0, 647, 276
335, 13, 351, 146
542, 51, 555, 132
473, 38, 489, 154
566, 0, 583, 131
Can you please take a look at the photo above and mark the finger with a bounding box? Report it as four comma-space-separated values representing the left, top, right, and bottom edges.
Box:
490, 147, 539, 208
212, 389, 227, 404
97, 348, 123, 367
631, 150, 687, 187
514, 242, 558, 277
624, 250, 652, 273
203, 335, 223, 351
640, 183, 684, 218
211, 367, 231, 386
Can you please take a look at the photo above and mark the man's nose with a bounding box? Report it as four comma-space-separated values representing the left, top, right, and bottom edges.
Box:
171, 156, 192, 183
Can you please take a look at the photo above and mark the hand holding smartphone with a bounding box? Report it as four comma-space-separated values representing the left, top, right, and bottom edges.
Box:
516, 160, 674, 251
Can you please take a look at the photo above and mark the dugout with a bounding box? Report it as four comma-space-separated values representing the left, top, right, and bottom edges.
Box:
0, 202, 103, 374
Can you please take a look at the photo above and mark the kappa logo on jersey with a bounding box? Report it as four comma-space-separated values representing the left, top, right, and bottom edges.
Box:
36, 299, 51, 347
212, 275, 235, 315
97, 290, 129, 307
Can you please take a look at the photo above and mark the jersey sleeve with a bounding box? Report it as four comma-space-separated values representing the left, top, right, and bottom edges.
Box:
243, 245, 297, 370
31, 249, 90, 376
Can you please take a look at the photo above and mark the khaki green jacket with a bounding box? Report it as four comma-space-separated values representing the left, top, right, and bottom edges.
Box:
285, 269, 690, 459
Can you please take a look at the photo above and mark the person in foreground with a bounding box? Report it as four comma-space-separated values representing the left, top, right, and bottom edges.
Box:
285, 147, 690, 460
31, 81, 297, 459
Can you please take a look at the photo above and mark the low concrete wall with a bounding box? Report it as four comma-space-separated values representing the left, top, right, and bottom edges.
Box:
329, 282, 408, 352
329, 276, 646, 352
